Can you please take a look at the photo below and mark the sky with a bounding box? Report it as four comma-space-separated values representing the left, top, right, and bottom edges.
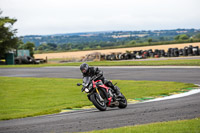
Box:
1, 0, 200, 36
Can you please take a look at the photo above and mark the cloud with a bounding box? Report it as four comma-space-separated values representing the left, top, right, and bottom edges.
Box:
1, 0, 200, 35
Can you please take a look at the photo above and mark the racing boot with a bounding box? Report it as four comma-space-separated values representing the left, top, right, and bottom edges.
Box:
106, 81, 123, 98
113, 86, 123, 98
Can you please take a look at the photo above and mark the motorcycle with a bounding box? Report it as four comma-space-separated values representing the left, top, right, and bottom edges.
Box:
77, 76, 127, 111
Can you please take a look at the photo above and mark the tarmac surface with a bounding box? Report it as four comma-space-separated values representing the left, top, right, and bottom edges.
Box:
0, 66, 200, 132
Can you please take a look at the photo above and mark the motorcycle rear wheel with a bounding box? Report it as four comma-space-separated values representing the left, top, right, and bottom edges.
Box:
90, 93, 107, 111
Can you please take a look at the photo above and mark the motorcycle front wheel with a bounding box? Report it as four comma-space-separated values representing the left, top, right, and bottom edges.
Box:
90, 93, 107, 111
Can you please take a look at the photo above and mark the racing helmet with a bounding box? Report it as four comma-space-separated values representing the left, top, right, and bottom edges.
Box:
80, 63, 89, 74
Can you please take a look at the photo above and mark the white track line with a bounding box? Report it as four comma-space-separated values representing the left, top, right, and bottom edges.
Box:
142, 88, 200, 103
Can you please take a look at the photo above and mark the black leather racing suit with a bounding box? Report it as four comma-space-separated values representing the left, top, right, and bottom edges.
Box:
82, 67, 120, 94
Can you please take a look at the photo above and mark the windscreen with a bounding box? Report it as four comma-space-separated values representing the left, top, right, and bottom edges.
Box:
83, 76, 91, 87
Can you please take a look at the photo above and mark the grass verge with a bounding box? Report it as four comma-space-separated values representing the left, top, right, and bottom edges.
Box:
82, 118, 200, 133
0, 77, 197, 120
0, 59, 200, 68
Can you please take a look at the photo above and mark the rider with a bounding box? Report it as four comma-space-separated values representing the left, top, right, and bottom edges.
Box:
80, 63, 122, 97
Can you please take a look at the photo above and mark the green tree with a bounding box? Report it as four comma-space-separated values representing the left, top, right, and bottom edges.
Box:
65, 43, 72, 50
96, 45, 101, 49
129, 40, 136, 45
179, 34, 189, 40
194, 33, 200, 39
174, 35, 180, 40
37, 43, 49, 51
24, 42, 35, 57
56, 43, 72, 51
47, 43, 57, 50
174, 34, 189, 41
0, 10, 18, 58
189, 38, 193, 42
148, 38, 152, 44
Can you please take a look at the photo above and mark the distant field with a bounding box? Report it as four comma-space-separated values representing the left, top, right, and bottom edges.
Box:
34, 42, 200, 59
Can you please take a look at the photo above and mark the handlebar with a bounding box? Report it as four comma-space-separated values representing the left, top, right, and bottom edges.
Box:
78, 75, 102, 92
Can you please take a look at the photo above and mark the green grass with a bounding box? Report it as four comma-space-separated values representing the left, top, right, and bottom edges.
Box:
0, 77, 196, 120
79, 59, 200, 66
0, 59, 200, 68
82, 118, 200, 133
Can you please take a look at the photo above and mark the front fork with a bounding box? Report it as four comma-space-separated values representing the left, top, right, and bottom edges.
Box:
96, 88, 104, 102
87, 87, 104, 102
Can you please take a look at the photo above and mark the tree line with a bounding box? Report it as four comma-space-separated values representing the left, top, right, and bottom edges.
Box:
34, 33, 200, 53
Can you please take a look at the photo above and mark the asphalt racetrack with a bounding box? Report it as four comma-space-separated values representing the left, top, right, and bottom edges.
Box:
0, 66, 200, 84
0, 66, 200, 132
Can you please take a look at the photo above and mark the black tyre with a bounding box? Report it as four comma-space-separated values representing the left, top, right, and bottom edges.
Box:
118, 94, 127, 109
14, 58, 22, 64
90, 93, 107, 111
